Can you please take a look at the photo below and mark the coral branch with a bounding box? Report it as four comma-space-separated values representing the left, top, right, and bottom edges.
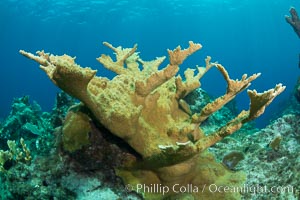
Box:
0, 138, 32, 172
135, 57, 167, 96
285, 7, 300, 38
96, 42, 138, 74
136, 42, 201, 97
138, 56, 166, 73
193, 84, 285, 149
19, 50, 50, 66
176, 56, 215, 99
192, 64, 260, 123
135, 64, 179, 96
20, 50, 97, 104
245, 84, 286, 122
168, 41, 201, 65
195, 111, 249, 151
20, 138, 32, 163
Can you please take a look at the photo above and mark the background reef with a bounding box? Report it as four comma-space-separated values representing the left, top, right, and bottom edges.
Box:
0, 93, 142, 199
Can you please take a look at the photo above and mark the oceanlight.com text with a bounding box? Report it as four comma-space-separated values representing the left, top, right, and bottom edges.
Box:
125, 183, 294, 196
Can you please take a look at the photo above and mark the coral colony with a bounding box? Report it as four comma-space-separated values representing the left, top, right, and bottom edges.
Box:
17, 41, 285, 199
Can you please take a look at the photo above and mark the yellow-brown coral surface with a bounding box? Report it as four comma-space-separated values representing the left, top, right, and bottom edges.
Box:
20, 41, 285, 199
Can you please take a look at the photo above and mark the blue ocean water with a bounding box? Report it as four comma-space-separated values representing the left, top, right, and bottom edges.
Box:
0, 0, 299, 127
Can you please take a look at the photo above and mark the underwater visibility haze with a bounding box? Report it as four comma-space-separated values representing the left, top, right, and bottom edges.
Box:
0, 0, 299, 199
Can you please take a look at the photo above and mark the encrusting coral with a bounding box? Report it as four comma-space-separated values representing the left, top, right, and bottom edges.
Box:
20, 41, 285, 199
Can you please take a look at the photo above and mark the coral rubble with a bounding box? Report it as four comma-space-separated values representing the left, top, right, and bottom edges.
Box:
212, 113, 300, 200
19, 41, 285, 199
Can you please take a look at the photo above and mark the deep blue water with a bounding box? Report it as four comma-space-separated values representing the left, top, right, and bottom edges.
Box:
0, 0, 299, 127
